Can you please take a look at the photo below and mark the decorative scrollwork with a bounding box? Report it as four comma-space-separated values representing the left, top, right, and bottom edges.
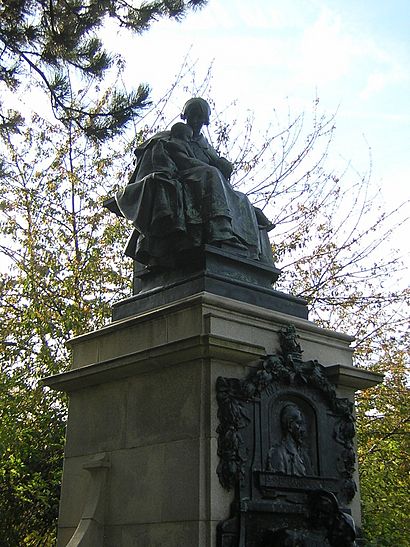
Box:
216, 324, 356, 497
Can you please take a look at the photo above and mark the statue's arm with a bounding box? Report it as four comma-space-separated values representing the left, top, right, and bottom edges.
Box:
214, 157, 233, 180
165, 140, 207, 170
202, 142, 233, 180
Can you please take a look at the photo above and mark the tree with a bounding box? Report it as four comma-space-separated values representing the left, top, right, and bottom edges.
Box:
0, 104, 132, 543
0, 366, 65, 546
356, 336, 409, 546
0, 68, 408, 543
0, 0, 207, 138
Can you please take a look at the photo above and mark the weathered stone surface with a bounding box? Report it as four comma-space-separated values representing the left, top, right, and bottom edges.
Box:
63, 293, 354, 372
103, 521, 210, 547
57, 527, 77, 546
105, 442, 198, 525
125, 362, 203, 448
58, 455, 93, 528
64, 382, 127, 458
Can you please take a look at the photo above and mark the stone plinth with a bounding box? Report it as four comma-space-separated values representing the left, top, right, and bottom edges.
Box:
44, 293, 382, 547
113, 244, 305, 321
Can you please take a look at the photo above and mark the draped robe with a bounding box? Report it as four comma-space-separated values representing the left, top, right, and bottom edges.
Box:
116, 130, 272, 267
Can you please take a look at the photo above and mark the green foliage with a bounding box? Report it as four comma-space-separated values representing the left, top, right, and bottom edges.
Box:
0, 371, 65, 546
356, 341, 410, 546
0, 0, 207, 138
0, 109, 132, 542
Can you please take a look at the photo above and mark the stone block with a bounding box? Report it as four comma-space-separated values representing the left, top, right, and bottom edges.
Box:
103, 521, 205, 547
72, 338, 100, 369
125, 361, 203, 449
98, 316, 168, 363
70, 315, 168, 369
64, 380, 127, 458
202, 300, 354, 367
57, 527, 76, 546
107, 445, 165, 525
58, 455, 91, 528
204, 310, 278, 354
107, 439, 201, 525
160, 438, 201, 522
165, 304, 204, 344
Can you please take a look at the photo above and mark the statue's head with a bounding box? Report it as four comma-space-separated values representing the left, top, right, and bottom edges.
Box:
280, 403, 305, 442
170, 122, 193, 141
181, 97, 211, 135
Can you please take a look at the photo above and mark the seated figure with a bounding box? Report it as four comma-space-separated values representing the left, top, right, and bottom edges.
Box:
116, 97, 273, 268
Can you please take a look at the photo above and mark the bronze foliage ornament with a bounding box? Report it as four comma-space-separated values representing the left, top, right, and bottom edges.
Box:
215, 325, 357, 546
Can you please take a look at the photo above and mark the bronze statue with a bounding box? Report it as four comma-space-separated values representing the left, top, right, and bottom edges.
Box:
267, 403, 312, 476
116, 97, 273, 268
309, 490, 357, 546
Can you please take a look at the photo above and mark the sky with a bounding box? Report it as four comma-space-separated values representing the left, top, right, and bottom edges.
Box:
5, 0, 408, 270
101, 0, 409, 220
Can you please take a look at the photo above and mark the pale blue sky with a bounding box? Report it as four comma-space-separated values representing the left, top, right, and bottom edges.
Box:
103, 0, 409, 217
8, 0, 408, 257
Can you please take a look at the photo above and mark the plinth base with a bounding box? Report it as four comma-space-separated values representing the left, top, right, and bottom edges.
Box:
114, 245, 307, 321
44, 294, 382, 546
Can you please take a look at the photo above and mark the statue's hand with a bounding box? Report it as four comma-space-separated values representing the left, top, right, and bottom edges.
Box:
217, 157, 233, 180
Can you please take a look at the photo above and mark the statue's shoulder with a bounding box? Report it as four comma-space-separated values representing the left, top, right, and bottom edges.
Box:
267, 443, 286, 464
134, 130, 171, 157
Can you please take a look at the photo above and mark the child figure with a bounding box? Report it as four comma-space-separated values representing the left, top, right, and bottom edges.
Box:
165, 122, 204, 171
170, 121, 194, 143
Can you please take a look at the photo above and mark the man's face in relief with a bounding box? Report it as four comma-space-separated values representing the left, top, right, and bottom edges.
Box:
287, 408, 305, 444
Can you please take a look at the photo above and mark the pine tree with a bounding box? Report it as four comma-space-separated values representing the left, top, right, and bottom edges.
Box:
0, 0, 207, 138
